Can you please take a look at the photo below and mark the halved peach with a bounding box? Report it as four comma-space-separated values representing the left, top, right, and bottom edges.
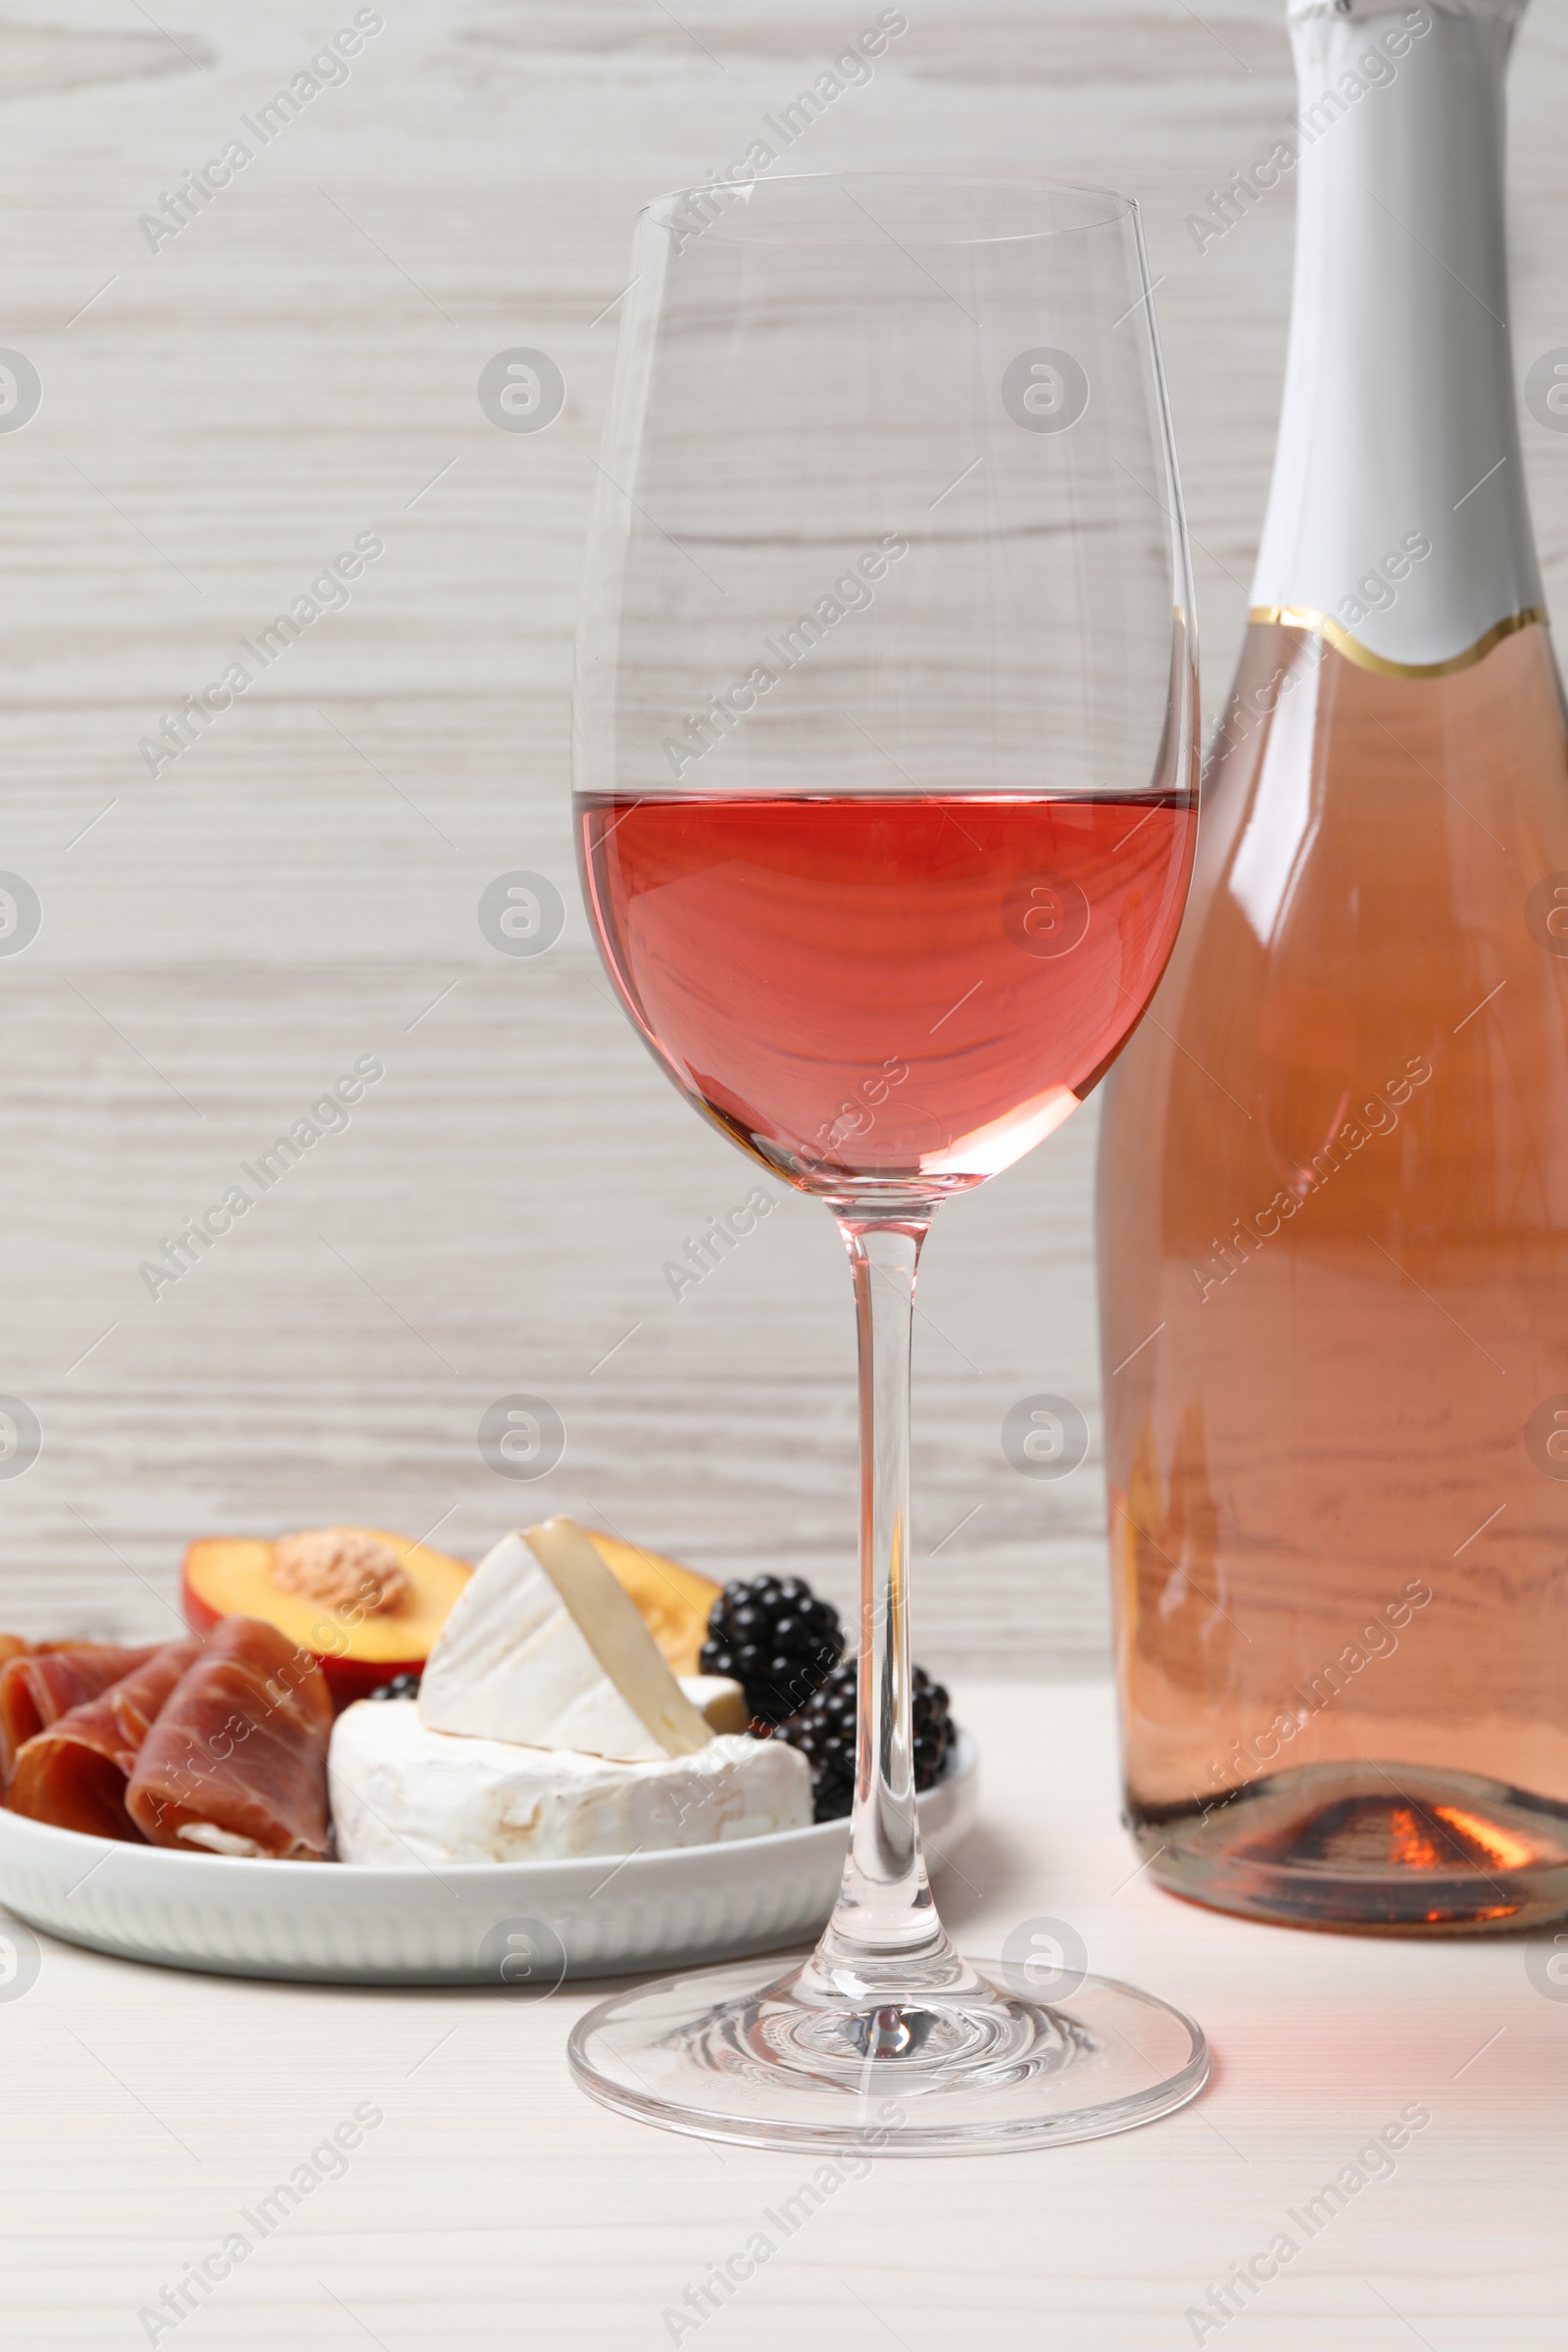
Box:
180, 1525, 723, 1707
181, 1528, 472, 1709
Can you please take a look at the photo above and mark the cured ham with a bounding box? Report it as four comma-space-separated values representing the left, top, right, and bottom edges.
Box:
126, 1617, 332, 1859
8, 1641, 205, 1840
0, 1643, 161, 1792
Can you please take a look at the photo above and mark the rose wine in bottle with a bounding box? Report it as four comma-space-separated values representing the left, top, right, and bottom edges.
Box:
1098, 0, 1568, 1931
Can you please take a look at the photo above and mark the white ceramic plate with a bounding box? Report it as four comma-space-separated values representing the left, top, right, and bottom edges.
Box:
0, 1733, 978, 1985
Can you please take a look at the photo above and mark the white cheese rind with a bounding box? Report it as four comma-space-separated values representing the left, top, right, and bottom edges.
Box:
417, 1527, 707, 1760
329, 1700, 812, 1866
522, 1518, 712, 1756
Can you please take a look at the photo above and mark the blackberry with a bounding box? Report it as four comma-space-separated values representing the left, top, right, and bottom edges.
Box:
775, 1660, 857, 1820
909, 1665, 956, 1794
700, 1573, 845, 1729
365, 1672, 421, 1702
777, 1661, 955, 1824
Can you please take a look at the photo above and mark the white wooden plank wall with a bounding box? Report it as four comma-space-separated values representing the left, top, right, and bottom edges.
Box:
2, 0, 1566, 1675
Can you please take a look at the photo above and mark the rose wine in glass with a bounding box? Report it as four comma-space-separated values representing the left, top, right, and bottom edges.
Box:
580, 792, 1196, 1188
569, 173, 1207, 2153
1099, 0, 1568, 1932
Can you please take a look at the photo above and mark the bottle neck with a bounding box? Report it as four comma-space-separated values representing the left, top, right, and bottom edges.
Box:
1250, 0, 1544, 675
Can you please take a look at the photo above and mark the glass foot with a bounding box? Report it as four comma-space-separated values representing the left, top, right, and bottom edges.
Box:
568, 1951, 1208, 2155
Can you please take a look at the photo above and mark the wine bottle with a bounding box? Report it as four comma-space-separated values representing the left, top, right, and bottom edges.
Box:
1097, 0, 1568, 1931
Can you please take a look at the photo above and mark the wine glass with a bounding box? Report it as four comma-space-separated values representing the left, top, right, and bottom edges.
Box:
568, 173, 1206, 2153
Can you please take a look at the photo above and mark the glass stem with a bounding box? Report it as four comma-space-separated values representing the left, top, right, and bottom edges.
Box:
805, 1201, 960, 2000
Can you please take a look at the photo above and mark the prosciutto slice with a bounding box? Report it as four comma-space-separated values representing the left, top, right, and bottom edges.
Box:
126, 1617, 332, 1859
0, 1644, 161, 1792
8, 1640, 205, 1840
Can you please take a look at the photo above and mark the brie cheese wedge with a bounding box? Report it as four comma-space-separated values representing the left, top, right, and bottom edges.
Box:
417, 1518, 711, 1761
329, 1699, 812, 1866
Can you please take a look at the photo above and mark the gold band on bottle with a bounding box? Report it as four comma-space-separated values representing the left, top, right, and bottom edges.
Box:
1247, 604, 1547, 679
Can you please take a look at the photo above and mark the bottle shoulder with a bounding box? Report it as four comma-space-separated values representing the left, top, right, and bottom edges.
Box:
1161, 622, 1568, 991
1194, 619, 1568, 874
1100, 621, 1568, 1217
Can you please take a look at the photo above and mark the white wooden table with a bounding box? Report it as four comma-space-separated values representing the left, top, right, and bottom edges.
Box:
2, 2, 1566, 2339
5, 1681, 1561, 2350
